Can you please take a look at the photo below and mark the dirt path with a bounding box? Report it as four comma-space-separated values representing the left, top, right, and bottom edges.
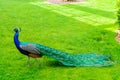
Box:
47, 0, 85, 4
115, 29, 120, 43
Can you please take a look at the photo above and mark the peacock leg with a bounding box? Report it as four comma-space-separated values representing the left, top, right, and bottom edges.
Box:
27, 56, 31, 66
35, 58, 41, 66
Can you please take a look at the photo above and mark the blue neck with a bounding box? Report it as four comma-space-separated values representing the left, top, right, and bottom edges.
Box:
14, 31, 20, 48
14, 31, 28, 55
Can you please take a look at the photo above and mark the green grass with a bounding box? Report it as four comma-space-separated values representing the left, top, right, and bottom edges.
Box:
117, 0, 120, 28
0, 0, 120, 80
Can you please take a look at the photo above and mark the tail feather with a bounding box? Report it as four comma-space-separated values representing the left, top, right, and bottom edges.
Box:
36, 44, 113, 66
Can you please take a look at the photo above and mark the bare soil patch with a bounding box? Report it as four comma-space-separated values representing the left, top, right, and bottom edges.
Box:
47, 0, 85, 4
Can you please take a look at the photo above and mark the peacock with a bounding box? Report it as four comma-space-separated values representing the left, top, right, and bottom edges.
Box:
13, 28, 113, 66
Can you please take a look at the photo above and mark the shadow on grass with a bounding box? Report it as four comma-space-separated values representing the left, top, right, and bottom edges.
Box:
64, 5, 115, 19
45, 60, 114, 68
45, 60, 76, 68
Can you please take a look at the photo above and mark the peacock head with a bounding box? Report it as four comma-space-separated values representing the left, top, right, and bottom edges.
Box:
14, 28, 21, 32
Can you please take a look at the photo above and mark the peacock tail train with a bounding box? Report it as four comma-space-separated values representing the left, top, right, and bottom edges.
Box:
22, 42, 113, 67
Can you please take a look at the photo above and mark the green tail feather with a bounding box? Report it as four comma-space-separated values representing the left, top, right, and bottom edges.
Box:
36, 44, 113, 67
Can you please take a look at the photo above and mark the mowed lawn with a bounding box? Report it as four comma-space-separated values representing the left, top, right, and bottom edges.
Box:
0, 0, 120, 80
